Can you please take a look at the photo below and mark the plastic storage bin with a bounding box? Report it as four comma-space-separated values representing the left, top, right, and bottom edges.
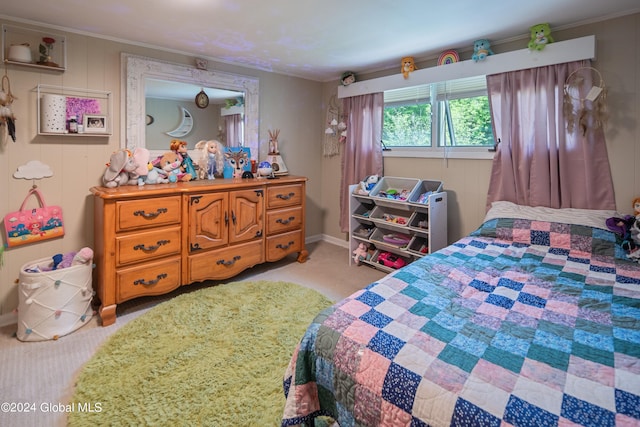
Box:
17, 257, 94, 342
369, 177, 420, 208
409, 180, 444, 205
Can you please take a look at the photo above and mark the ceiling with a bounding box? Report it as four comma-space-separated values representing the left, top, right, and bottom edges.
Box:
2, 0, 639, 82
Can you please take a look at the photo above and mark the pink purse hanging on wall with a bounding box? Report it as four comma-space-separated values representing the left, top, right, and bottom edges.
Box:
3, 187, 65, 247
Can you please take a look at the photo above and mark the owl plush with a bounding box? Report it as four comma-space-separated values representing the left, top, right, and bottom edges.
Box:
528, 23, 554, 51
401, 56, 417, 79
472, 39, 494, 62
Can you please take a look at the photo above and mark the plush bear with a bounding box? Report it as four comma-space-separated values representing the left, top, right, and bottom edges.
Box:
472, 39, 494, 62
153, 151, 192, 183
103, 149, 137, 188
528, 23, 554, 51
401, 57, 417, 79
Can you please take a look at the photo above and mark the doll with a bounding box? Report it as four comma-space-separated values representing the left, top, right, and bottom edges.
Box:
170, 139, 197, 180
352, 242, 369, 265
195, 140, 225, 179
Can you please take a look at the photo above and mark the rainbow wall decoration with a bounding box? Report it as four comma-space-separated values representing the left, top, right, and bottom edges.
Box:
437, 49, 459, 66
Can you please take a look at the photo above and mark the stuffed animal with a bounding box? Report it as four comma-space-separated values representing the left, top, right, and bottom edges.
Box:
472, 39, 494, 62
224, 147, 250, 178
341, 71, 356, 86
153, 151, 192, 183
352, 242, 369, 265
194, 140, 225, 180
401, 56, 417, 79
170, 139, 197, 180
130, 147, 150, 185
48, 247, 93, 271
354, 174, 379, 195
528, 23, 554, 51
141, 164, 170, 185
606, 198, 640, 263
103, 149, 137, 188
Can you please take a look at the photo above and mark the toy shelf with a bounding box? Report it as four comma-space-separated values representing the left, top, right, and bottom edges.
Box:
349, 178, 447, 272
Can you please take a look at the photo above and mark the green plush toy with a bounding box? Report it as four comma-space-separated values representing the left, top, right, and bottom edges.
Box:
528, 23, 554, 51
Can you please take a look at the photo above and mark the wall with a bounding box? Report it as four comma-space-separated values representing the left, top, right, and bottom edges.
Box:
0, 18, 323, 316
320, 13, 640, 245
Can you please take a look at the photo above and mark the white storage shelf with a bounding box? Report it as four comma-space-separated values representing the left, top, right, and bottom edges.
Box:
349, 177, 447, 273
2, 24, 66, 71
36, 85, 112, 137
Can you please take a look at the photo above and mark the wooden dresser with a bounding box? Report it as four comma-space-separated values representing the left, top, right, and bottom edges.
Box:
90, 176, 307, 326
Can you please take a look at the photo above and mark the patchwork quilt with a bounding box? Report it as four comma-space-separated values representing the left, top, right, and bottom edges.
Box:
282, 218, 640, 426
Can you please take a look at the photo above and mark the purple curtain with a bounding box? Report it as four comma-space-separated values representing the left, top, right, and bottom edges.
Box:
486, 60, 615, 211
225, 114, 243, 147
339, 93, 384, 232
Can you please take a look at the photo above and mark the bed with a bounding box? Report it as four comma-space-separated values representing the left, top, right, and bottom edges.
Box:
281, 202, 640, 426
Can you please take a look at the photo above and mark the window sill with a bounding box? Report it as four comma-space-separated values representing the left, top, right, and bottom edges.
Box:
382, 147, 496, 160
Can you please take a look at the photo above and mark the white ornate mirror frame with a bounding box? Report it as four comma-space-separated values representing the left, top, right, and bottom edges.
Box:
122, 53, 259, 159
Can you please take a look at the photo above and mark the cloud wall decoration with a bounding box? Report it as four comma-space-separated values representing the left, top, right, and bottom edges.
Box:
13, 160, 54, 180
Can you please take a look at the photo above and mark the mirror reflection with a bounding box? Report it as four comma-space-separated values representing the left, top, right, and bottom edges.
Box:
145, 79, 245, 151
123, 53, 260, 159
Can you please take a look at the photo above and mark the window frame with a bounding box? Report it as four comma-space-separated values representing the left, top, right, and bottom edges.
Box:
382, 76, 496, 160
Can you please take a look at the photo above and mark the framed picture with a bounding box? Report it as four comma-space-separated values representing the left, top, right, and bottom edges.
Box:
83, 115, 107, 133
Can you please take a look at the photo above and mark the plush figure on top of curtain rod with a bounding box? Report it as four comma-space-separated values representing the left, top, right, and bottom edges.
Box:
401, 57, 417, 79
528, 23, 554, 51
472, 39, 494, 62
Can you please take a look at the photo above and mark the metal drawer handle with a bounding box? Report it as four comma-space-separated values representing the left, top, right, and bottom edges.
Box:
276, 192, 295, 200
134, 273, 167, 286
276, 241, 295, 250
134, 240, 170, 252
216, 255, 241, 266
133, 208, 168, 219
276, 216, 295, 225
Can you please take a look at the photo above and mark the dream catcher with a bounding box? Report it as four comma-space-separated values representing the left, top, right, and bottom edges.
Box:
0, 73, 17, 143
563, 66, 607, 135
323, 95, 347, 157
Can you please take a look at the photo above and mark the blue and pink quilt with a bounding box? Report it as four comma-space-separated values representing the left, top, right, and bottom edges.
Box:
282, 218, 640, 426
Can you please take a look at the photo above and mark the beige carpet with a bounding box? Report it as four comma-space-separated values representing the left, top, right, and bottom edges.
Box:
0, 241, 385, 427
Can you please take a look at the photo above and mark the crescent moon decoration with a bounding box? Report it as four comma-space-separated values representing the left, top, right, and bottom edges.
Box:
437, 49, 459, 66
165, 107, 193, 137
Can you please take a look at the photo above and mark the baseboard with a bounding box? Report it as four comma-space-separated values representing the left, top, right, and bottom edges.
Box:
0, 312, 18, 327
306, 233, 349, 249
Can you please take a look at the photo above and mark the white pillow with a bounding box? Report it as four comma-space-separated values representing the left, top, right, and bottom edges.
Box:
484, 201, 620, 231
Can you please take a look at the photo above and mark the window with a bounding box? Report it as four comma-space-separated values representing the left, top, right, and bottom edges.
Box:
382, 75, 495, 158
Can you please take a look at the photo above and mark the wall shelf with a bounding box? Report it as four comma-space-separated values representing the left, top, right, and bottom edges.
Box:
36, 85, 112, 136
2, 24, 66, 71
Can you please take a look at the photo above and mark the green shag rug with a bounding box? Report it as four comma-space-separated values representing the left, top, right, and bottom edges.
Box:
69, 281, 334, 427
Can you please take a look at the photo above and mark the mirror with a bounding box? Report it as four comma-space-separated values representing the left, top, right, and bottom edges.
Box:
123, 53, 259, 159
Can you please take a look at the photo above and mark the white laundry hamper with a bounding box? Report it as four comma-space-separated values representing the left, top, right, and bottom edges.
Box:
17, 257, 94, 342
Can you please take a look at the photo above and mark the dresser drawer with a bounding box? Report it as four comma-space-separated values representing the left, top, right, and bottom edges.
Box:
188, 240, 263, 283
266, 206, 303, 235
116, 256, 181, 303
116, 226, 181, 267
116, 196, 181, 232
266, 184, 303, 209
266, 230, 303, 262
